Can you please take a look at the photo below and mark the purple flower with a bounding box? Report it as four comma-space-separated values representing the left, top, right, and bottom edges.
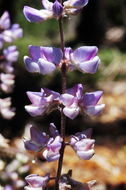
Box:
3, 46, 19, 62
25, 88, 60, 117
24, 126, 49, 152
23, 0, 63, 23
64, 46, 100, 74
25, 173, 50, 190
70, 128, 95, 160
60, 84, 105, 119
43, 123, 62, 162
24, 46, 62, 75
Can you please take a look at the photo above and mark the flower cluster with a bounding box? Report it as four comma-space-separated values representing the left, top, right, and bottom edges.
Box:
24, 124, 95, 161
24, 45, 100, 75
0, 11, 23, 119
23, 0, 89, 23
25, 84, 104, 119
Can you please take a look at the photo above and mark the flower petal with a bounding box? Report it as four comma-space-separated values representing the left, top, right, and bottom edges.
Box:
25, 105, 45, 117
42, 0, 53, 10
77, 56, 100, 74
23, 6, 52, 22
83, 91, 103, 106
77, 149, 95, 160
60, 94, 75, 106
72, 46, 98, 62
85, 104, 105, 116
24, 56, 40, 73
0, 11, 10, 30
53, 0, 63, 18
40, 47, 62, 65
63, 106, 80, 119
38, 58, 56, 74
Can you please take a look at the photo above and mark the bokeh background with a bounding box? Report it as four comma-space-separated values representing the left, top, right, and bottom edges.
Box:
0, 0, 126, 189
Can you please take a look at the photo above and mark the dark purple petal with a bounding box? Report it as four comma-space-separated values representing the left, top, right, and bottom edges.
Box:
30, 127, 48, 145
85, 104, 105, 116
24, 139, 41, 151
77, 56, 100, 74
83, 91, 103, 106
53, 0, 63, 18
29, 46, 41, 61
23, 6, 46, 22
38, 58, 56, 74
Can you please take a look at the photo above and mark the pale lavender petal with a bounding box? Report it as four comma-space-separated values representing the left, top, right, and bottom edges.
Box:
77, 149, 95, 160
23, 6, 46, 22
72, 46, 98, 62
42, 0, 53, 10
63, 106, 80, 119
25, 105, 46, 116
3, 46, 19, 62
43, 88, 60, 99
24, 56, 40, 73
75, 139, 95, 151
40, 47, 62, 65
38, 58, 56, 74
64, 47, 72, 60
75, 128, 93, 139
0, 11, 10, 30
83, 91, 103, 106
77, 56, 100, 74
53, 0, 63, 18
60, 94, 75, 106
43, 149, 60, 162
26, 91, 43, 105
25, 173, 50, 188
85, 104, 105, 116
11, 24, 23, 39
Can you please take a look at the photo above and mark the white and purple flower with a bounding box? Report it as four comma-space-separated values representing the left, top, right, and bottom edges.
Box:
24, 45, 62, 75
70, 128, 95, 160
64, 46, 100, 74
23, 0, 63, 23
43, 123, 62, 162
60, 84, 105, 119
25, 173, 50, 190
25, 88, 60, 117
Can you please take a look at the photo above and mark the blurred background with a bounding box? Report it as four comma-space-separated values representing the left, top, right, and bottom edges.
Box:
0, 0, 126, 189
